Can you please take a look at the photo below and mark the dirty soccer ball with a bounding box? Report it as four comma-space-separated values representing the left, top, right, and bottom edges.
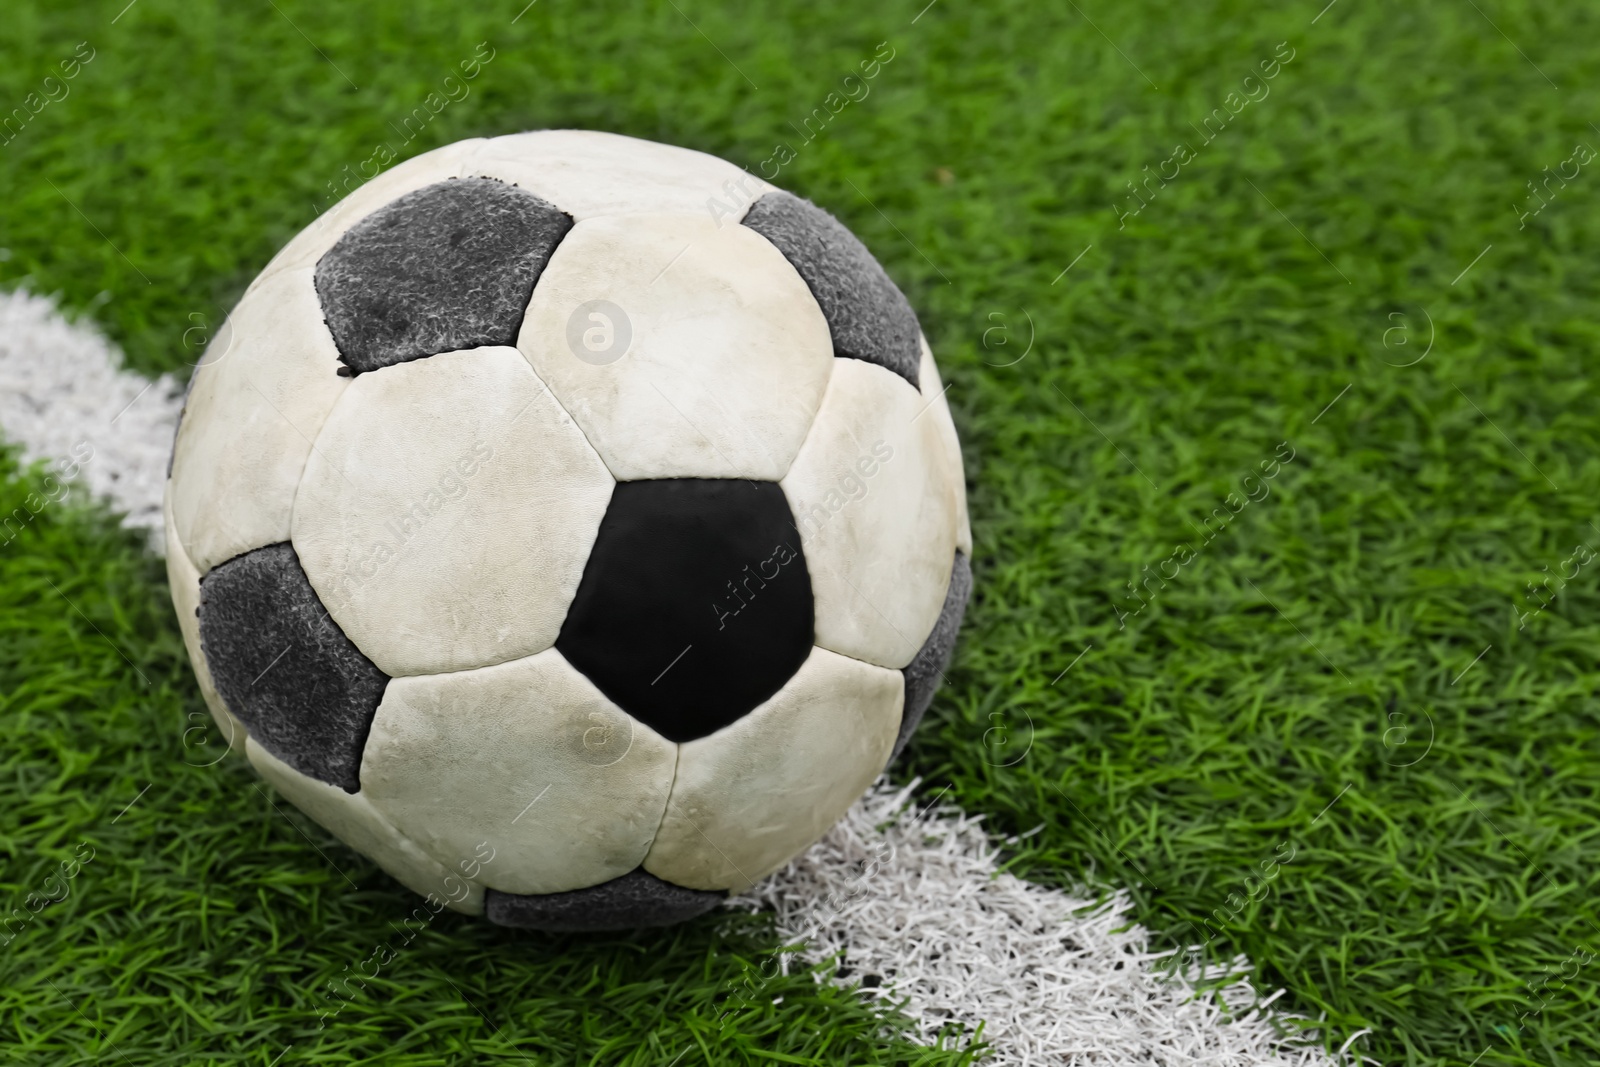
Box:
165, 130, 971, 932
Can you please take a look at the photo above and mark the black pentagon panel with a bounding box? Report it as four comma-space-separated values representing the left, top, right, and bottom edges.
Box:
484, 868, 724, 932
314, 178, 573, 374
891, 551, 971, 763
741, 191, 921, 389
197, 542, 388, 793
555, 479, 813, 743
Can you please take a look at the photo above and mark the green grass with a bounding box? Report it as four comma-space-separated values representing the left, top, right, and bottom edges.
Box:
3, 0, 1599, 1063
0, 452, 980, 1064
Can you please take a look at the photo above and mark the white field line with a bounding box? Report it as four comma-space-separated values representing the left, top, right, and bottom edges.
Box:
0, 287, 184, 544
734, 778, 1351, 1065
0, 287, 1354, 1065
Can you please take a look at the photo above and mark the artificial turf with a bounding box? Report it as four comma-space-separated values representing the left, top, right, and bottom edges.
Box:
2, 0, 1598, 1063
0, 451, 982, 1063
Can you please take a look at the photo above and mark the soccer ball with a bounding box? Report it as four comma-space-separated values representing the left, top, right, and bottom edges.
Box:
165, 130, 971, 932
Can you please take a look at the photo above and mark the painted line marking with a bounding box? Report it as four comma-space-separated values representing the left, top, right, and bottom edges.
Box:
108, 381, 154, 425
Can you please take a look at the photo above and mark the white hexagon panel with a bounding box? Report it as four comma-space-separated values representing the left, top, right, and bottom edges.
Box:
167, 130, 972, 934
516, 213, 834, 481
291, 345, 614, 678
